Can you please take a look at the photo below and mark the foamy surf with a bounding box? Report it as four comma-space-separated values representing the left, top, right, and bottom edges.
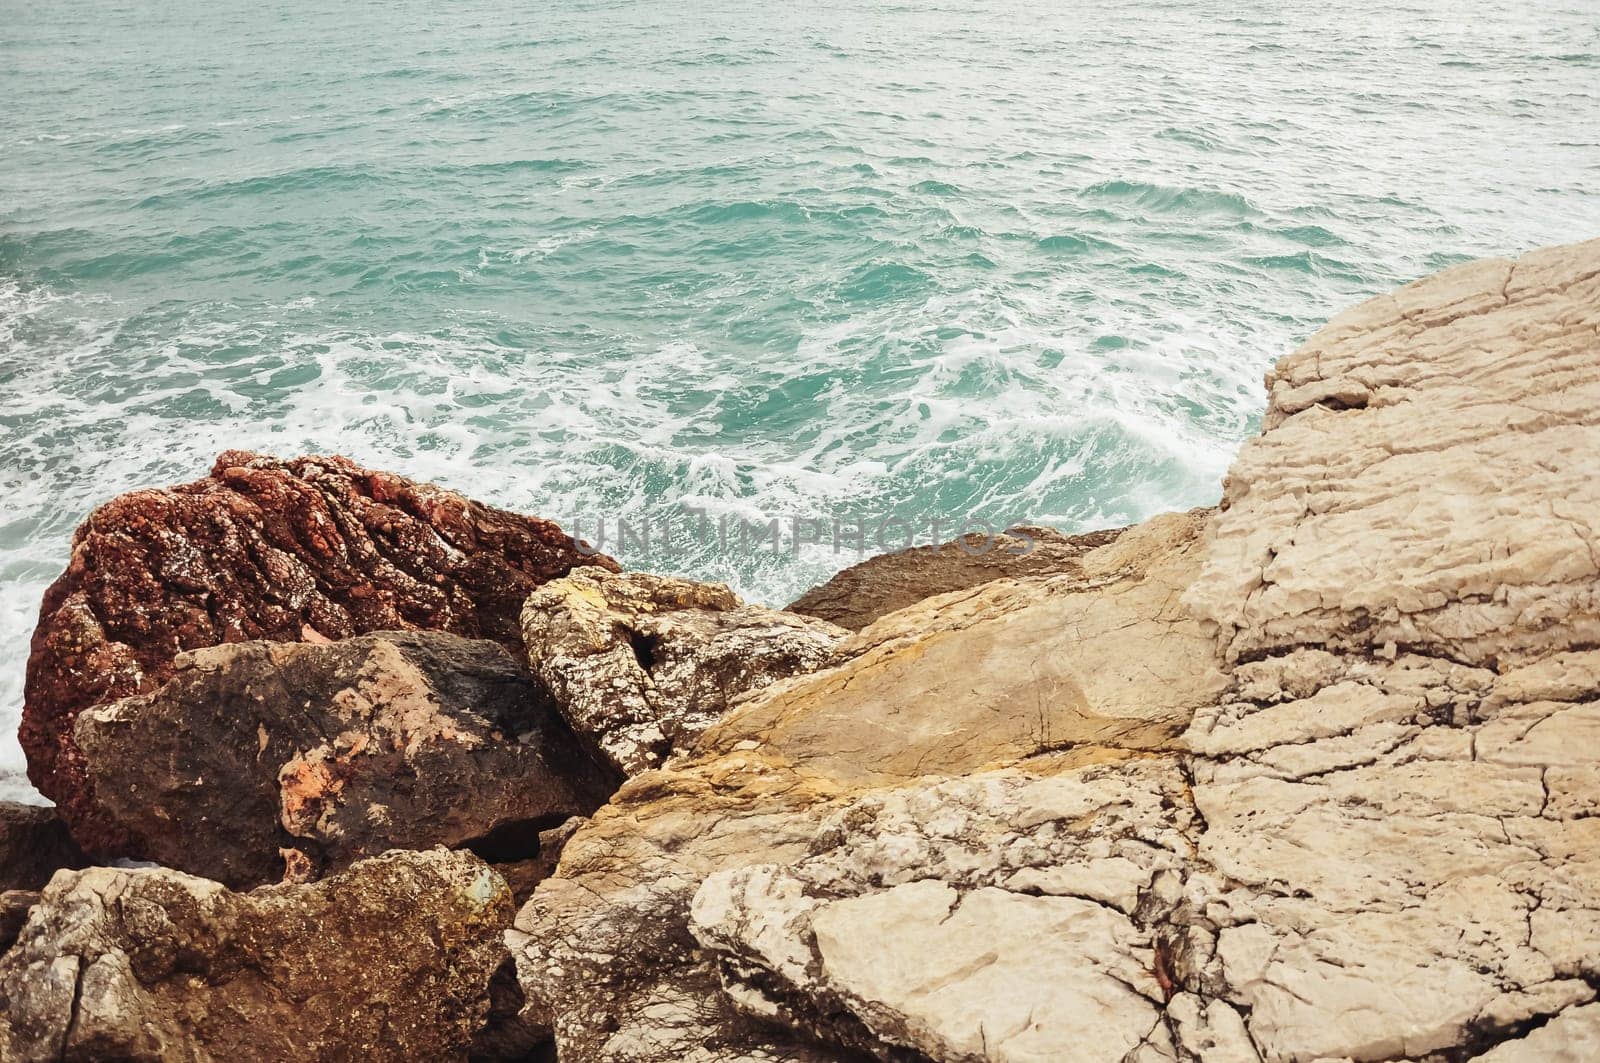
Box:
4, 0, 1600, 798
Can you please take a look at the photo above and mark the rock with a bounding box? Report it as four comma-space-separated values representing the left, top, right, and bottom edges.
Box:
74, 631, 614, 888
698, 507, 1222, 786
1173, 237, 1600, 1061
1472, 1002, 1600, 1062
0, 801, 86, 891
509, 238, 1600, 1061
521, 570, 847, 777
0, 848, 512, 1062
687, 759, 1193, 1061
508, 508, 1218, 1059
788, 524, 1126, 630
0, 891, 37, 954
23, 450, 617, 855
491, 817, 587, 905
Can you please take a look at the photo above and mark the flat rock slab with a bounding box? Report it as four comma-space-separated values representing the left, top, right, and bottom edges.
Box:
23, 450, 615, 854
76, 630, 614, 888
698, 507, 1222, 787
687, 760, 1191, 1062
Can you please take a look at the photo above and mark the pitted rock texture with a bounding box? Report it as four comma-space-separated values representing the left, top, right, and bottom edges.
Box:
0, 801, 86, 891
74, 631, 613, 888
521, 569, 847, 777
23, 450, 616, 854
787, 524, 1126, 631
0, 848, 513, 1062
512, 238, 1600, 1062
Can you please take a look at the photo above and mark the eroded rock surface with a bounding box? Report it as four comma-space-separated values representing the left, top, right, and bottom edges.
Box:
787, 524, 1126, 631
1173, 237, 1600, 1060
522, 569, 847, 776
688, 759, 1196, 1062
512, 238, 1600, 1062
23, 451, 616, 854
0, 848, 512, 1062
699, 507, 1222, 786
75, 631, 613, 888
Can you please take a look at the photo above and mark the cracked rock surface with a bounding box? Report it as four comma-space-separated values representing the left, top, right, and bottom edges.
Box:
22, 450, 615, 855
521, 569, 848, 777
74, 631, 614, 888
0, 848, 513, 1062
1174, 238, 1600, 1061
511, 238, 1600, 1061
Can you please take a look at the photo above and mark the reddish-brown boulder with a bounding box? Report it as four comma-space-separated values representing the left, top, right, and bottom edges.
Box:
75, 632, 615, 889
786, 523, 1128, 631
22, 451, 616, 854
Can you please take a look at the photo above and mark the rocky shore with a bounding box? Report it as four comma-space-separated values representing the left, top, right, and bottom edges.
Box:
2, 238, 1598, 1061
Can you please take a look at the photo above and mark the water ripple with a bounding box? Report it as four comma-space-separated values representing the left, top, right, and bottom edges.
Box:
1, 0, 1599, 794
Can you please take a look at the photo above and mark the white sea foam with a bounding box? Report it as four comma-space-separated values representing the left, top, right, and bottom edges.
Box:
6, 0, 1600, 801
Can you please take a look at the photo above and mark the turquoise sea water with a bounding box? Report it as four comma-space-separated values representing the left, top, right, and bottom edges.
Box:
3, 0, 1599, 794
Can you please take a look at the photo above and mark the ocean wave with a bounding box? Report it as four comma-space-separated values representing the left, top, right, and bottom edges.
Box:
1079, 180, 1261, 218
3, 0, 1599, 798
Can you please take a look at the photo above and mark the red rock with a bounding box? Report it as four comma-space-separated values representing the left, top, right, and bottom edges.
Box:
22, 451, 616, 854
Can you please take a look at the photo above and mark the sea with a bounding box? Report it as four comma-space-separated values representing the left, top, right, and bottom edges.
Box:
3, 0, 1599, 796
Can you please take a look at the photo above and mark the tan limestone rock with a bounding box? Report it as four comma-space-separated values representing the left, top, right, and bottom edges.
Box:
521, 569, 847, 777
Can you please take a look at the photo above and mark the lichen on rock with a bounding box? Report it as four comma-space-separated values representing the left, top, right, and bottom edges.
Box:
522, 568, 848, 777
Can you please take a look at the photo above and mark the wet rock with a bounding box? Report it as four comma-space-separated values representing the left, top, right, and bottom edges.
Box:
0, 801, 86, 891
521, 569, 847, 777
23, 450, 616, 855
74, 631, 614, 888
788, 523, 1126, 630
0, 848, 512, 1062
